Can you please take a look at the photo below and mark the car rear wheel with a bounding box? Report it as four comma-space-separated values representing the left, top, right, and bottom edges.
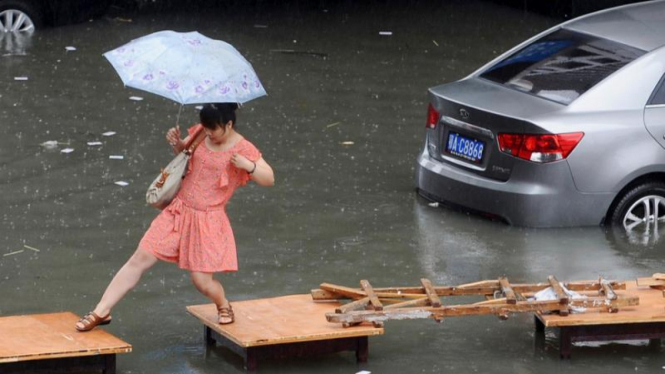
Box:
0, 1, 40, 32
609, 181, 665, 232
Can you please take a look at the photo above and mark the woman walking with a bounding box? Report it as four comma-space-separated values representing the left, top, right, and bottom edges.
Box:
76, 103, 274, 331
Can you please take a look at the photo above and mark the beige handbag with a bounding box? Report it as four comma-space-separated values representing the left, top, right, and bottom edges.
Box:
146, 127, 206, 210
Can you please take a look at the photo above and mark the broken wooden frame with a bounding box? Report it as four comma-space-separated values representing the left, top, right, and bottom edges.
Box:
311, 277, 639, 327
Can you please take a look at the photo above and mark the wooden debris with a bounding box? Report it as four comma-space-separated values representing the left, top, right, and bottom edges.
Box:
360, 280, 383, 311
421, 279, 442, 308
312, 276, 638, 327
326, 296, 639, 324
548, 276, 569, 316
499, 277, 517, 305
312, 280, 626, 300
421, 278, 443, 322
336, 297, 369, 314
360, 280, 384, 327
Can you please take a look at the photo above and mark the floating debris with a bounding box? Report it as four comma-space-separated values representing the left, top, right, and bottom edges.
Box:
379, 31, 393, 36
432, 40, 439, 47
3, 250, 24, 257
109, 155, 124, 160
340, 141, 354, 146
129, 96, 143, 101
87, 141, 103, 146
428, 202, 439, 208
326, 122, 341, 128
41, 140, 59, 149
14, 76, 28, 81
114, 181, 129, 187
23, 245, 40, 252
270, 49, 328, 58
61, 148, 74, 154
102, 131, 116, 137
65, 46, 77, 51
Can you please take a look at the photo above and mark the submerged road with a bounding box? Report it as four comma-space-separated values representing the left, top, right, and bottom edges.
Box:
1, 1, 664, 372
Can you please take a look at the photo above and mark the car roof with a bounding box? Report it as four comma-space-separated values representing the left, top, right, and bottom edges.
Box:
563, 0, 665, 52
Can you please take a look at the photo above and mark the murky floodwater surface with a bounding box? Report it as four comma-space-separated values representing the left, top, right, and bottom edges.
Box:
1, 1, 664, 373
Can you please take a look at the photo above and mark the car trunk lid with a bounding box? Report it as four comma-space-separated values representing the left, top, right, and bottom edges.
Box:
426, 78, 564, 182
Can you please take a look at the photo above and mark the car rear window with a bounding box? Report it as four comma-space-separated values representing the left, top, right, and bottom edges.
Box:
480, 29, 645, 105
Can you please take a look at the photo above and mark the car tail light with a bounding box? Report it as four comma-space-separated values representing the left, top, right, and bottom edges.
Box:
426, 104, 439, 129
497, 132, 584, 163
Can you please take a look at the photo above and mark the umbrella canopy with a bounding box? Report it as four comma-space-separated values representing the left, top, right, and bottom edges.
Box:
104, 30, 266, 105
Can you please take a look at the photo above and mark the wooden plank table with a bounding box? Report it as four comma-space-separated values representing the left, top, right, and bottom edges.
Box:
187, 294, 384, 371
535, 280, 665, 358
0, 312, 131, 373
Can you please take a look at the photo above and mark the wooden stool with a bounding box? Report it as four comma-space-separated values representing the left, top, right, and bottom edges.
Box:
535, 280, 665, 358
187, 294, 383, 371
0, 312, 131, 374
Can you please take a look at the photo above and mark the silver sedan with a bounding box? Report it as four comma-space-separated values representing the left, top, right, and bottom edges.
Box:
416, 0, 665, 232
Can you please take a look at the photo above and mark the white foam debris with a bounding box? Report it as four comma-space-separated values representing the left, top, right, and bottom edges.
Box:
114, 181, 129, 186
102, 131, 116, 137
379, 31, 393, 36
109, 155, 124, 160
65, 46, 77, 51
87, 141, 102, 146
60, 148, 74, 154
14, 76, 28, 81
129, 96, 143, 101
41, 140, 59, 148
533, 284, 588, 313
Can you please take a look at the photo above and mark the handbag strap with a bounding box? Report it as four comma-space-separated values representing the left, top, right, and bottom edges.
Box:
183, 125, 207, 155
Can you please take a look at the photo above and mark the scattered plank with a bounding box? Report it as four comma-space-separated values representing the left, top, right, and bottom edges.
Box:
326, 296, 639, 324
360, 280, 383, 311
312, 280, 627, 301
336, 297, 370, 314
384, 298, 430, 310
318, 276, 636, 327
421, 279, 442, 308
499, 277, 517, 305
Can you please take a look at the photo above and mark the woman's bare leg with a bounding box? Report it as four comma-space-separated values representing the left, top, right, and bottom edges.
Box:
190, 272, 230, 322
76, 248, 158, 329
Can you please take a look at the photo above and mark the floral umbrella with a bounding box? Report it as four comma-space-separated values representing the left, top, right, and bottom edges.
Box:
103, 30, 266, 105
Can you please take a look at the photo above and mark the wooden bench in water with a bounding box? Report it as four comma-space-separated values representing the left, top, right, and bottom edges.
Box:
537, 278, 665, 358
187, 294, 384, 371
0, 312, 131, 374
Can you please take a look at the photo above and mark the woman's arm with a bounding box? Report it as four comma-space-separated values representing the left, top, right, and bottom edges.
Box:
231, 155, 275, 187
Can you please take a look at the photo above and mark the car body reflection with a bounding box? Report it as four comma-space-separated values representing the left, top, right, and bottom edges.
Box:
412, 197, 651, 286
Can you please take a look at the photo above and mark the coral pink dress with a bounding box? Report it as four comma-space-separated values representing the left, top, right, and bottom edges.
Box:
139, 124, 261, 273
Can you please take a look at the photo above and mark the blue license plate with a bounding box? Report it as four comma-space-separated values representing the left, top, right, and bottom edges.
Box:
445, 132, 485, 163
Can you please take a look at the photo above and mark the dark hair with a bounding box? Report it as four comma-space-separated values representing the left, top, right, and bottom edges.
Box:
200, 103, 239, 129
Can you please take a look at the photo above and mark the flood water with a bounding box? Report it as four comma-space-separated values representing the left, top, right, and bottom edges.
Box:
1, 1, 665, 373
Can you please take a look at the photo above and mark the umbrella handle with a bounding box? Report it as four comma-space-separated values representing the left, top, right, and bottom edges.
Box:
175, 105, 183, 128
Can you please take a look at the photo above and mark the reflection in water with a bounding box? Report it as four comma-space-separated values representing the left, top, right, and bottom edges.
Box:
0, 29, 33, 56
413, 197, 646, 285
621, 217, 663, 248
605, 224, 665, 264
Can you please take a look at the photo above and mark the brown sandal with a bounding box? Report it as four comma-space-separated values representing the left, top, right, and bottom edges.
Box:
217, 304, 234, 325
76, 311, 112, 332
